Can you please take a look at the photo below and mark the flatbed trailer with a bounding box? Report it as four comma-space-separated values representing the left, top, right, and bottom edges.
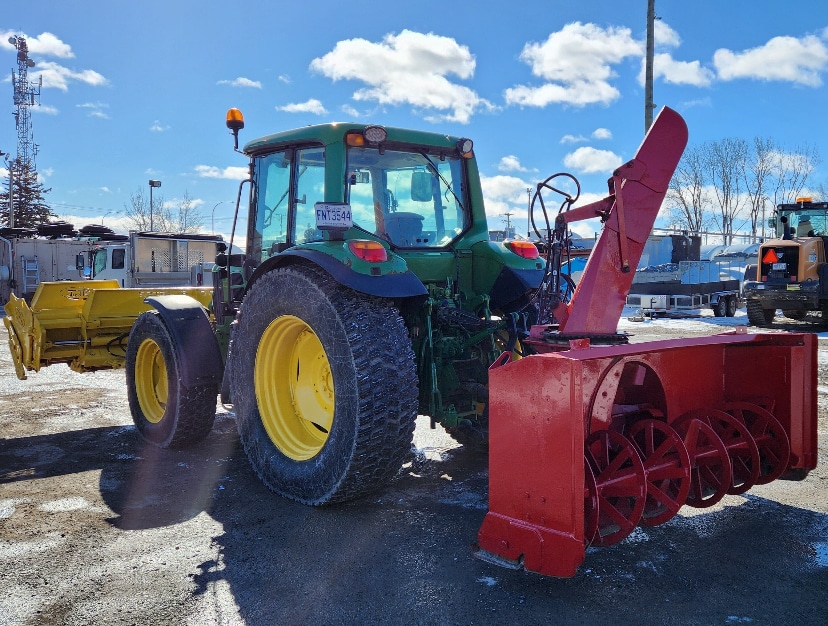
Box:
627, 260, 743, 317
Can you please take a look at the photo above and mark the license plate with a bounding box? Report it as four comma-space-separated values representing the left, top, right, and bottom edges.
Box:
787, 284, 801, 291
315, 203, 353, 229
772, 263, 786, 271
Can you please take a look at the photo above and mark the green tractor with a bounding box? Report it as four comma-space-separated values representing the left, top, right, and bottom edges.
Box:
215, 114, 550, 504
5, 111, 554, 505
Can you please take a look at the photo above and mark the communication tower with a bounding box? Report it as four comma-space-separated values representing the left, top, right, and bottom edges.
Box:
8, 35, 41, 173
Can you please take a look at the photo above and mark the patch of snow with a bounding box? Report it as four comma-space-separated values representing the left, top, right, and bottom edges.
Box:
476, 576, 497, 587
38, 496, 94, 513
0, 498, 30, 519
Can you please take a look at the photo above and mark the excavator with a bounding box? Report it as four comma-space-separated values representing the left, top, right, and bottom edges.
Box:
4, 106, 817, 578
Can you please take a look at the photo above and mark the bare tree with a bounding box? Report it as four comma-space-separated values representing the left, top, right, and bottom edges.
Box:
771, 143, 820, 205
741, 137, 776, 241
124, 187, 170, 232
704, 137, 748, 244
124, 188, 205, 233
665, 145, 711, 233
174, 191, 205, 233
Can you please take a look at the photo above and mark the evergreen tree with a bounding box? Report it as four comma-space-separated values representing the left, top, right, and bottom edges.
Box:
0, 160, 55, 228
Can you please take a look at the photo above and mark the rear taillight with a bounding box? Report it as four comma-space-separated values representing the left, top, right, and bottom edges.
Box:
348, 240, 388, 263
506, 241, 539, 259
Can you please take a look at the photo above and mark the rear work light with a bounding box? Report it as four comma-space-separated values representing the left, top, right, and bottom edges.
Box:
506, 240, 540, 259
347, 126, 388, 147
348, 240, 388, 263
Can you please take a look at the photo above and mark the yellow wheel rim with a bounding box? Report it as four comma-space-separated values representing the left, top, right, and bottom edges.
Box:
255, 315, 334, 461
134, 338, 168, 424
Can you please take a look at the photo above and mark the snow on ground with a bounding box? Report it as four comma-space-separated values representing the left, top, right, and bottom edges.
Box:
618, 305, 828, 338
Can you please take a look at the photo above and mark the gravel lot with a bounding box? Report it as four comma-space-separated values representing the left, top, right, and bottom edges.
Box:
1, 309, 826, 626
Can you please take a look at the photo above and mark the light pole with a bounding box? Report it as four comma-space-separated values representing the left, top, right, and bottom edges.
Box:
211, 200, 232, 234
148, 179, 161, 231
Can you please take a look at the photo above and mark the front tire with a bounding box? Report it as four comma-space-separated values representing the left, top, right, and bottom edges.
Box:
125, 312, 217, 448
229, 265, 418, 505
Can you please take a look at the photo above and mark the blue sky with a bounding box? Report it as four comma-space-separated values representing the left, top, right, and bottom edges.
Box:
3, 0, 828, 242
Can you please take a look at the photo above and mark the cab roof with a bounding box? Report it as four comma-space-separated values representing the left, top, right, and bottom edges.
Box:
243, 122, 464, 156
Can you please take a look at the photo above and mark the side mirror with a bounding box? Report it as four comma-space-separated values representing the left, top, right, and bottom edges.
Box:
768, 217, 777, 229
76, 254, 85, 271
215, 252, 228, 268
411, 170, 433, 202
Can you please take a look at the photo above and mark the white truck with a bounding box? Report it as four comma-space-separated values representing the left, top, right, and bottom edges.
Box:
89, 231, 223, 288
0, 227, 224, 304
0, 223, 97, 303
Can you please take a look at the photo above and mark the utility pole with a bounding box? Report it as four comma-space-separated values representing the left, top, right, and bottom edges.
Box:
645, 0, 656, 133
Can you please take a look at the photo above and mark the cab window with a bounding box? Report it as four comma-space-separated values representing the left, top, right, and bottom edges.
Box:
346, 146, 468, 248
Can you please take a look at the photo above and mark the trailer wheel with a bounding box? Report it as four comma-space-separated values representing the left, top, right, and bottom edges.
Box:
726, 296, 737, 317
229, 265, 418, 505
126, 311, 217, 448
714, 297, 728, 318
746, 299, 774, 327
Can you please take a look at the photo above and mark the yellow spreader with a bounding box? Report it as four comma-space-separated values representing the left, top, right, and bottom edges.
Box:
3, 281, 213, 379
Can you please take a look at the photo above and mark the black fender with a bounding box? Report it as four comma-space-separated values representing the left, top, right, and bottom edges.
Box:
247, 248, 428, 299
489, 265, 545, 313
144, 295, 224, 387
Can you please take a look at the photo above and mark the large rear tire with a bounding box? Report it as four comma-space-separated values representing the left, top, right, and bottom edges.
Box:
125, 311, 218, 448
229, 265, 418, 505
746, 299, 774, 327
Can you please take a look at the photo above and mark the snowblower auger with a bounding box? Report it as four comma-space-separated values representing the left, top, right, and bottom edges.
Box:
476, 107, 818, 577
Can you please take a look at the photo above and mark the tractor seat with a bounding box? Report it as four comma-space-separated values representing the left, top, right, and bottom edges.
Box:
796, 220, 814, 237
385, 212, 424, 246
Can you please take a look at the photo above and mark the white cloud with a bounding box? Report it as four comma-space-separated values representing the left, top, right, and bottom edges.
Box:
277, 99, 328, 115
77, 102, 109, 119
40, 167, 54, 178
34, 104, 59, 115
341, 104, 360, 118
150, 120, 170, 132
497, 155, 534, 173
310, 29, 493, 124
645, 53, 714, 87
592, 128, 612, 140
194, 165, 249, 180
32, 60, 108, 91
654, 21, 681, 48
713, 34, 828, 86
1, 31, 74, 58
505, 22, 642, 108
218, 77, 262, 89
278, 74, 291, 84
480, 173, 532, 222
560, 134, 587, 144
563, 146, 623, 174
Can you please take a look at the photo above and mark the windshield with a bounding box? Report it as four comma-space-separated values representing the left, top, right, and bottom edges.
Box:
777, 208, 828, 237
346, 146, 469, 248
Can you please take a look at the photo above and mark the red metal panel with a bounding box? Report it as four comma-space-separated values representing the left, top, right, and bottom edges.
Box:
478, 354, 587, 578
479, 331, 817, 577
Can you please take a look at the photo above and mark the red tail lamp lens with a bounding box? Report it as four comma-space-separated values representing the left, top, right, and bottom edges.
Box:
348, 240, 388, 262
506, 241, 539, 259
